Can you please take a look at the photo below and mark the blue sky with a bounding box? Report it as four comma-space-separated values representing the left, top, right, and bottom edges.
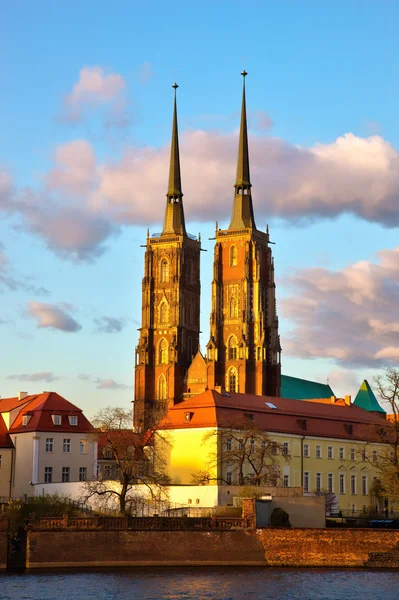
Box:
1, 0, 398, 417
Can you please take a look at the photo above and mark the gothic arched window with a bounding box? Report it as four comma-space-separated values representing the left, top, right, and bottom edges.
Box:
229, 245, 238, 267
227, 335, 238, 360
158, 374, 167, 400
158, 339, 168, 364
160, 259, 169, 283
229, 296, 238, 319
226, 367, 238, 393
159, 302, 168, 325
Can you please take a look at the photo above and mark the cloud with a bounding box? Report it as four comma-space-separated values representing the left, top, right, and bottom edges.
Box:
94, 316, 124, 334
280, 246, 399, 368
78, 373, 91, 380
27, 301, 82, 332
2, 129, 399, 263
0, 241, 50, 295
249, 110, 274, 131
96, 378, 131, 390
7, 372, 60, 383
59, 66, 128, 126
139, 61, 152, 85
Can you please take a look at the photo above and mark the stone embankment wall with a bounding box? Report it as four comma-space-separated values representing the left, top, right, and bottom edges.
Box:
0, 519, 8, 570
257, 528, 399, 568
25, 526, 399, 569
26, 530, 266, 568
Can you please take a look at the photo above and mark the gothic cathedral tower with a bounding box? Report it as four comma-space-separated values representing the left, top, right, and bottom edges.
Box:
206, 72, 281, 397
134, 85, 201, 429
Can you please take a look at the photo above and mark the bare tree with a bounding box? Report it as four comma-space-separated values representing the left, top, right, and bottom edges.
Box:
82, 406, 171, 514
312, 489, 338, 516
369, 368, 399, 505
193, 417, 289, 486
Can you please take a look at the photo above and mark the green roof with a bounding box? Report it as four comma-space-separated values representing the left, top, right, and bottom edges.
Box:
281, 374, 335, 400
353, 380, 386, 413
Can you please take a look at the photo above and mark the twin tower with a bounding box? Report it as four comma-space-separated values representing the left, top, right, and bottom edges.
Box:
134, 73, 281, 428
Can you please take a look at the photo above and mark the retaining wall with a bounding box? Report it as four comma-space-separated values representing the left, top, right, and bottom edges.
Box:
0, 519, 8, 570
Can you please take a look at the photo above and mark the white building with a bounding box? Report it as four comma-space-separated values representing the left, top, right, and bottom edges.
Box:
0, 391, 96, 499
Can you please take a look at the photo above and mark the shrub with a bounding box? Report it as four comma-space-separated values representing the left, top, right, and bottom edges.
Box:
270, 507, 291, 527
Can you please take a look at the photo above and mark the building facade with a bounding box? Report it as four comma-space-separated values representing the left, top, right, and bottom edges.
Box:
0, 391, 96, 499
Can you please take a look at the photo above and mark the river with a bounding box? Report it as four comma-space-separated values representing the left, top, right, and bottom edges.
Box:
1, 568, 399, 600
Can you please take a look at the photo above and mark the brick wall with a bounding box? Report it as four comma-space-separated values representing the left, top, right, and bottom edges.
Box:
0, 519, 8, 570
255, 528, 399, 567
26, 530, 267, 568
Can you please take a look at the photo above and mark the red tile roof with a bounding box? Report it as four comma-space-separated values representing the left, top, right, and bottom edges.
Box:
0, 392, 93, 434
161, 389, 388, 443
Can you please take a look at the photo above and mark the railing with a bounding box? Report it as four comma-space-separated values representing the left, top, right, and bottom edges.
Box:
30, 515, 250, 531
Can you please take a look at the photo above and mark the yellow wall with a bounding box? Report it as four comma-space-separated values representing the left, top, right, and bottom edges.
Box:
166, 427, 386, 512
0, 448, 13, 499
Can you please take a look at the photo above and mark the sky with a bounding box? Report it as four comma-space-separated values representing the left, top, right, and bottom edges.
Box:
1, 0, 398, 418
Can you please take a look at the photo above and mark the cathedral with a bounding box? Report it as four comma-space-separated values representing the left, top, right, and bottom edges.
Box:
134, 73, 281, 429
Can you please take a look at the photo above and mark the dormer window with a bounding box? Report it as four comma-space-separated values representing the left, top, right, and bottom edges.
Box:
22, 414, 32, 426
68, 416, 78, 426
52, 414, 62, 426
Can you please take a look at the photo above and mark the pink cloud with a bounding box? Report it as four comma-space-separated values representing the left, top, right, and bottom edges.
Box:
280, 246, 399, 367
27, 302, 82, 332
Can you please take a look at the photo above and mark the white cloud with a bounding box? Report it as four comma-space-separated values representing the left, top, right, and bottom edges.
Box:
27, 302, 82, 332
94, 316, 124, 334
59, 66, 128, 126
280, 246, 399, 368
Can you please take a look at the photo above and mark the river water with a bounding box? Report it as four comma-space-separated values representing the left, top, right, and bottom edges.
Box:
1, 568, 399, 600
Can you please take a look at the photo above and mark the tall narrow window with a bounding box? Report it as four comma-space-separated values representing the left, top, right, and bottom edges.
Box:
227, 367, 238, 392
229, 245, 238, 267
351, 475, 356, 495
159, 339, 168, 364
283, 474, 289, 487
229, 296, 238, 319
159, 302, 168, 325
328, 473, 333, 494
79, 467, 87, 482
158, 374, 167, 400
316, 445, 322, 458
160, 259, 169, 283
63, 439, 71, 453
304, 472, 309, 493
227, 335, 238, 360
62, 467, 70, 483
340, 473, 345, 494
362, 475, 367, 495
44, 467, 53, 483
316, 472, 321, 493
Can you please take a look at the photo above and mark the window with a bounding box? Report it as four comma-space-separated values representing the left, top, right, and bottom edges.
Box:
158, 374, 167, 400
80, 439, 87, 454
45, 438, 54, 453
229, 245, 238, 267
44, 467, 53, 483
22, 414, 31, 426
158, 338, 168, 364
79, 467, 87, 482
160, 259, 169, 283
226, 438, 232, 452
227, 335, 238, 360
372, 450, 377, 463
339, 473, 345, 494
250, 438, 255, 449
351, 474, 356, 495
229, 296, 238, 319
238, 439, 244, 451
159, 302, 169, 325
350, 448, 355, 461
327, 446, 333, 459
188, 499, 192, 504
361, 449, 366, 462
316, 472, 322, 493
283, 442, 289, 456
52, 415, 62, 426
68, 416, 78, 426
283, 474, 289, 487
339, 447, 344, 460
303, 444, 310, 458
304, 472, 309, 493
316, 445, 322, 459
104, 465, 111, 479
62, 467, 70, 483
63, 438, 71, 453
362, 475, 367, 496
226, 471, 232, 485
196, 499, 200, 505
271, 443, 278, 456
328, 473, 333, 494
227, 367, 238, 392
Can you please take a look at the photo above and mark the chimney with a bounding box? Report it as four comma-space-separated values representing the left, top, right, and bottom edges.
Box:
330, 395, 336, 404
19, 391, 28, 401
344, 395, 351, 406
214, 385, 225, 395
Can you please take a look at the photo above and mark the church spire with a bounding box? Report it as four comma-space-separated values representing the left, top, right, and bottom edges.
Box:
229, 71, 256, 230
162, 83, 187, 236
